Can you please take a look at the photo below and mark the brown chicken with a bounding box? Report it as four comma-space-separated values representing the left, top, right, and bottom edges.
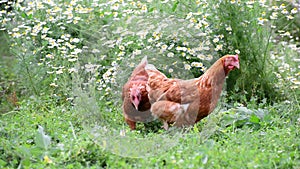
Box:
146, 55, 240, 130
122, 56, 153, 130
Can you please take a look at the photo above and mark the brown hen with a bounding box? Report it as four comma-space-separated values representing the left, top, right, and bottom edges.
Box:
146, 55, 240, 130
122, 57, 153, 130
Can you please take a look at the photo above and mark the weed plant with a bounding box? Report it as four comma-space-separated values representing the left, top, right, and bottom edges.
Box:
0, 0, 299, 168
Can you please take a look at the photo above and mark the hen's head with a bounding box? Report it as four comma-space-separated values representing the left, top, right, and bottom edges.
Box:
223, 54, 240, 71
129, 85, 142, 110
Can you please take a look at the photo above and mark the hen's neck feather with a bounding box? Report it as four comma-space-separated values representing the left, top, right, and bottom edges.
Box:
198, 58, 226, 86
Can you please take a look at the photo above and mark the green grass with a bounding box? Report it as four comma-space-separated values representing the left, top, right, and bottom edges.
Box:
0, 95, 299, 168
0, 31, 19, 114
0, 0, 300, 168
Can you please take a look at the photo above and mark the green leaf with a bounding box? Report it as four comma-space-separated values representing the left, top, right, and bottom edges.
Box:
220, 112, 235, 127
193, 125, 199, 133
28, 14, 33, 20
35, 125, 51, 150
249, 114, 260, 124
148, 7, 154, 12
172, 1, 179, 12
0, 159, 7, 167
255, 108, 266, 119
21, 12, 27, 19
22, 158, 31, 167
16, 146, 31, 158
236, 106, 253, 115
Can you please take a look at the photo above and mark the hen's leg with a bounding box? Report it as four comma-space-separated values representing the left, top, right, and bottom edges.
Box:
163, 121, 169, 130
125, 118, 136, 130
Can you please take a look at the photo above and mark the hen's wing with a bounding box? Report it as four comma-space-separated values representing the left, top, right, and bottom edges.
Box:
146, 63, 200, 103
145, 64, 176, 103
145, 64, 201, 128
157, 79, 199, 104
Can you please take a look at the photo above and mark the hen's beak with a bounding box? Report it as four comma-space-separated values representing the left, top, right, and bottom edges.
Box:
133, 101, 139, 110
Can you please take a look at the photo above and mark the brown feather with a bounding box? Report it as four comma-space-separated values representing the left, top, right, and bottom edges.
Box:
146, 55, 239, 129
122, 57, 153, 130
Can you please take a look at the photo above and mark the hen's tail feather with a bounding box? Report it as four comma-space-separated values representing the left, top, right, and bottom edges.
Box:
141, 56, 148, 64
145, 63, 158, 71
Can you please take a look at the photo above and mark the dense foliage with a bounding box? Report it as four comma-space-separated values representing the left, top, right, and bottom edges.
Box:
0, 0, 299, 168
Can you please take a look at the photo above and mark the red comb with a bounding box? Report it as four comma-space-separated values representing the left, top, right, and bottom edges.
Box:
235, 54, 239, 60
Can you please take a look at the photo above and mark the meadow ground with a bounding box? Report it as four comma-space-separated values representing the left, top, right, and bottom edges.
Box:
0, 0, 300, 168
